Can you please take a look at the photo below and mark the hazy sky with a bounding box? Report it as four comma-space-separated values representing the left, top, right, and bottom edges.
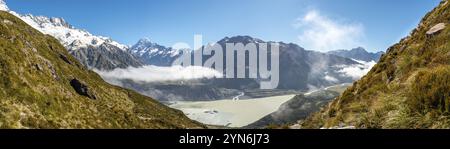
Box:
7, 0, 441, 52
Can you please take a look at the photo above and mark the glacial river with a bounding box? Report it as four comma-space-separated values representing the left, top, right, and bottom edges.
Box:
169, 94, 296, 127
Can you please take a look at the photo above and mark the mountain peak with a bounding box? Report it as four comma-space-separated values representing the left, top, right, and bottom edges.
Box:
218, 35, 265, 44
137, 37, 153, 45
0, 0, 8, 11
132, 38, 161, 49
350, 47, 367, 52
129, 37, 183, 66
49, 17, 71, 28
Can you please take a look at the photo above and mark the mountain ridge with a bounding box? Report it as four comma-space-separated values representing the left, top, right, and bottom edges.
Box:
1, 1, 142, 70
0, 10, 203, 128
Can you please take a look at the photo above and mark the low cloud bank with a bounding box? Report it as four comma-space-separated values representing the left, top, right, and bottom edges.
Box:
94, 65, 223, 82
324, 75, 339, 83
337, 59, 376, 80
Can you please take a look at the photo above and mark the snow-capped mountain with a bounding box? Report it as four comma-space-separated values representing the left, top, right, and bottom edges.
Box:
128, 36, 264, 66
19, 14, 128, 51
129, 38, 182, 66
0, 0, 8, 11
1, 0, 142, 70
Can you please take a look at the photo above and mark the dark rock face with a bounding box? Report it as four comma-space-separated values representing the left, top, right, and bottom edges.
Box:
328, 47, 384, 62
70, 43, 143, 70
70, 79, 96, 100
59, 53, 72, 65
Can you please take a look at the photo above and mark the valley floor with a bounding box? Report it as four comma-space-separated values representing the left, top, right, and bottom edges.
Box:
168, 94, 296, 127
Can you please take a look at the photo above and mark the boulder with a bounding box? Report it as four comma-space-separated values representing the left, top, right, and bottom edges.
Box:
426, 23, 446, 35
70, 78, 96, 100
2, 19, 13, 25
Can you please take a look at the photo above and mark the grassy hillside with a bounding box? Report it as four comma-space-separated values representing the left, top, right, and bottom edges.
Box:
0, 11, 204, 128
302, 0, 450, 129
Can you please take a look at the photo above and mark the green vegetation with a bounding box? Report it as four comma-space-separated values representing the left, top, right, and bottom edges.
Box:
408, 66, 450, 114
0, 11, 204, 128
301, 0, 450, 129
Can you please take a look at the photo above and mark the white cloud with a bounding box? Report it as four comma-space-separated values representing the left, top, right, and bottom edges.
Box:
324, 75, 338, 83
337, 59, 376, 80
94, 65, 223, 83
294, 10, 364, 52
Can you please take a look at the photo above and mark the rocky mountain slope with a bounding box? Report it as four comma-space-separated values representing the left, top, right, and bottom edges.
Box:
69, 43, 142, 70
328, 47, 384, 62
1, 1, 142, 70
245, 84, 348, 129
0, 10, 203, 128
302, 0, 450, 129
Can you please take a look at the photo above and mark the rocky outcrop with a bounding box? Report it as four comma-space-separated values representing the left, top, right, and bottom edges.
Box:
59, 53, 72, 65
426, 23, 446, 35
70, 79, 96, 100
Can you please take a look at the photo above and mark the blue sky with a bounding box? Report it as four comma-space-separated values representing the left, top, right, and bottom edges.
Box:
6, 0, 441, 52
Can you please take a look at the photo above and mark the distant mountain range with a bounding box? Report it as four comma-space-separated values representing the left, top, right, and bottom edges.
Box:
2, 0, 448, 130
2, 1, 382, 102
103, 36, 376, 101
328, 47, 384, 62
